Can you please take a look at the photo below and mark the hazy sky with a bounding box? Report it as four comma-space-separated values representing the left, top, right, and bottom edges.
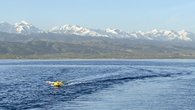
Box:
1, 0, 195, 32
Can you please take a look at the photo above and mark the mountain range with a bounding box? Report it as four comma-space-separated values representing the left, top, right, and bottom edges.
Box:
0, 20, 195, 59
0, 20, 194, 42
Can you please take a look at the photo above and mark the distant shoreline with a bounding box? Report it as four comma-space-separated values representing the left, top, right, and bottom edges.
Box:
0, 57, 195, 60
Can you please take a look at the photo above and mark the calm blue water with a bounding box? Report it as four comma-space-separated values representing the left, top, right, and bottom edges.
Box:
0, 59, 195, 110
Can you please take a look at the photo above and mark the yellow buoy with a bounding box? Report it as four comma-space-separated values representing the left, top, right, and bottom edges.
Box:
47, 81, 64, 87
53, 81, 64, 87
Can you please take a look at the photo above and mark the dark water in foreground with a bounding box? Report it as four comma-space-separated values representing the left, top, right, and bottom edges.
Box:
0, 60, 195, 110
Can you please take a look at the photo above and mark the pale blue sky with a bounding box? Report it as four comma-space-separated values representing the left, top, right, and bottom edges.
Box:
0, 0, 195, 32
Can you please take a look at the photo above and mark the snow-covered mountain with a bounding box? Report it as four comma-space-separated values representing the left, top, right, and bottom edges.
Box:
14, 21, 42, 34
49, 24, 107, 37
104, 28, 132, 38
0, 21, 194, 41
49, 25, 194, 41
0, 21, 42, 34
130, 29, 193, 41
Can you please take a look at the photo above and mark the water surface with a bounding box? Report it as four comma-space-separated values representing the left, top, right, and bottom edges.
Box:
0, 59, 195, 110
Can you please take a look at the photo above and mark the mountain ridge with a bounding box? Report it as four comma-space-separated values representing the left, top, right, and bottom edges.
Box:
0, 30, 195, 59
0, 20, 194, 42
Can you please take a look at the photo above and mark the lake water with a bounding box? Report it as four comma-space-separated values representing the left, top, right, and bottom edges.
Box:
0, 59, 195, 110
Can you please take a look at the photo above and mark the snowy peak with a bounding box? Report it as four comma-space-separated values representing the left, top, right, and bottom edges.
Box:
105, 28, 120, 35
104, 28, 132, 38
0, 20, 42, 34
50, 24, 107, 37
178, 30, 194, 41
14, 21, 42, 34
15, 20, 31, 26
103, 28, 193, 41
143, 29, 193, 41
